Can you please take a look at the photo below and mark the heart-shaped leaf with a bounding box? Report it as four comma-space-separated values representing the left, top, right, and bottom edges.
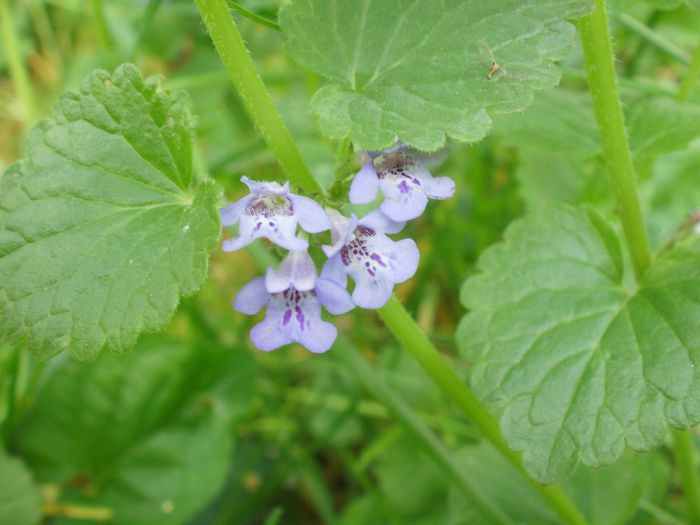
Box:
280, 0, 593, 151
0, 64, 220, 359
458, 205, 700, 482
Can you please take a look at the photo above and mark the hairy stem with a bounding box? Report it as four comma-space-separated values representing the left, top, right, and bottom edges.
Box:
673, 429, 700, 525
378, 296, 589, 525
198, 3, 587, 523
578, 0, 653, 280
0, 0, 36, 122
679, 45, 700, 102
194, 0, 320, 195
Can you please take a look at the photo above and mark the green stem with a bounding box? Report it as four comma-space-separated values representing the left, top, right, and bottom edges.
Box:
90, 0, 114, 49
578, 0, 653, 280
333, 337, 515, 525
673, 429, 700, 525
0, 0, 36, 122
678, 45, 700, 102
194, 0, 320, 195
227, 0, 280, 31
378, 296, 589, 525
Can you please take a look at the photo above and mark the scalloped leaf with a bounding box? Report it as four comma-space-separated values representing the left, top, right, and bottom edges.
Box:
280, 0, 593, 151
0, 64, 220, 359
458, 205, 700, 482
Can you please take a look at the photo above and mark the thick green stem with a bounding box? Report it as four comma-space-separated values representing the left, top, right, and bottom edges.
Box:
673, 429, 700, 525
378, 296, 589, 525
578, 0, 653, 280
679, 45, 700, 102
0, 0, 36, 122
194, 0, 320, 195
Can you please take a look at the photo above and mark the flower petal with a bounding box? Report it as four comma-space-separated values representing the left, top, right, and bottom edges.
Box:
316, 278, 354, 315
380, 178, 429, 222
321, 254, 348, 288
360, 210, 405, 235
264, 215, 309, 251
425, 174, 456, 200
323, 211, 357, 257
387, 239, 420, 283
233, 277, 270, 315
250, 320, 292, 352
349, 162, 380, 205
266, 251, 317, 293
298, 320, 337, 353
352, 274, 393, 309
290, 195, 331, 233
220, 195, 251, 227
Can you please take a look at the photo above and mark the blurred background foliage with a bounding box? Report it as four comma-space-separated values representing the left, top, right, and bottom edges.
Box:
0, 0, 700, 524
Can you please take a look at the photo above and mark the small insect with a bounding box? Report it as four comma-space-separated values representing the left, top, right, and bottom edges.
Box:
479, 40, 507, 80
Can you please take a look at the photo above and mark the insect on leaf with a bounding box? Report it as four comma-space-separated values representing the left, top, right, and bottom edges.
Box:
280, 0, 594, 151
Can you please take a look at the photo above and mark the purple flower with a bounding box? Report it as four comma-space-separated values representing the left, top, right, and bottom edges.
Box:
234, 251, 354, 353
220, 177, 330, 252
349, 148, 455, 222
322, 210, 419, 309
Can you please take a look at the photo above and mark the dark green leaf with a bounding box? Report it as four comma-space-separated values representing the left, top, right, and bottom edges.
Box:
18, 338, 255, 525
280, 0, 593, 151
0, 64, 220, 359
0, 451, 42, 525
459, 205, 700, 481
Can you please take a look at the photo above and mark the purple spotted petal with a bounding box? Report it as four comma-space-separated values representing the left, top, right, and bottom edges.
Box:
266, 251, 316, 293
379, 176, 429, 222
349, 162, 380, 205
290, 194, 331, 233
360, 210, 405, 235
315, 278, 354, 315
233, 277, 270, 315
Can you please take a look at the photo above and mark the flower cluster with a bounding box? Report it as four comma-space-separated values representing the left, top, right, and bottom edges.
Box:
221, 148, 455, 353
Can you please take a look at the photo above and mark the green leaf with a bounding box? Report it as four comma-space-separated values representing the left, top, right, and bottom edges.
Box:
627, 96, 700, 163
458, 205, 700, 482
18, 337, 254, 525
0, 451, 42, 525
566, 452, 664, 525
280, 0, 593, 151
447, 444, 560, 525
0, 64, 220, 359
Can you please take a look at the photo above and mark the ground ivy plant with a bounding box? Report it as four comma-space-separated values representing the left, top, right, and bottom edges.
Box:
3, 0, 700, 523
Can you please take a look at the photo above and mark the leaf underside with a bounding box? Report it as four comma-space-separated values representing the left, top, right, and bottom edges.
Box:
458, 205, 700, 482
0, 64, 220, 360
280, 0, 593, 151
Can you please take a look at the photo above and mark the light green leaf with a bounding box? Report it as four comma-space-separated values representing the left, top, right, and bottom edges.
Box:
0, 64, 220, 359
280, 0, 593, 151
566, 452, 664, 525
0, 452, 42, 525
458, 205, 700, 482
447, 444, 559, 525
18, 338, 254, 525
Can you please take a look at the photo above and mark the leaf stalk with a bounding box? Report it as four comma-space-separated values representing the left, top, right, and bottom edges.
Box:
578, 0, 653, 280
